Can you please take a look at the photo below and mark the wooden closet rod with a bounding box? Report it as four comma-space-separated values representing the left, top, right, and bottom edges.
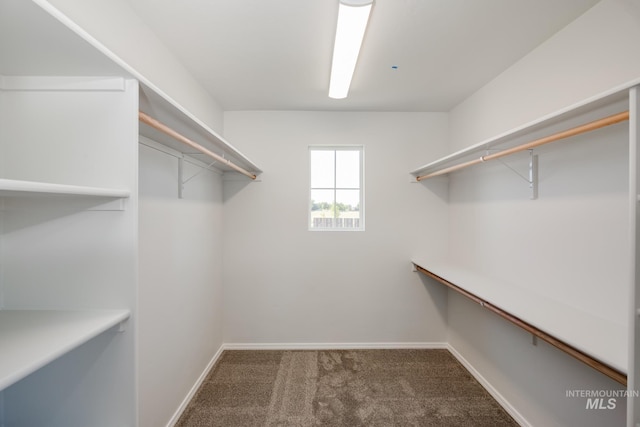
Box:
416, 110, 630, 181
414, 264, 627, 386
138, 111, 257, 180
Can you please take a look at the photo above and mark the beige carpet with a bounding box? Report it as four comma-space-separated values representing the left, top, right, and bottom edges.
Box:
176, 349, 518, 426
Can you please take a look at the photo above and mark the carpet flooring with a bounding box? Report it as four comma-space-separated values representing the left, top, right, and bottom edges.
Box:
175, 349, 518, 426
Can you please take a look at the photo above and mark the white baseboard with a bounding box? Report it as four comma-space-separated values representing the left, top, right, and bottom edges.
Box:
447, 344, 530, 427
222, 341, 448, 351
166, 344, 225, 427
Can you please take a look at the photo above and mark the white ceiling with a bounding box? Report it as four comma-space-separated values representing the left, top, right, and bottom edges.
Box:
127, 0, 599, 112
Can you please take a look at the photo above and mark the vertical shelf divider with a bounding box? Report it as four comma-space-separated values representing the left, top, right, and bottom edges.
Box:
629, 85, 640, 427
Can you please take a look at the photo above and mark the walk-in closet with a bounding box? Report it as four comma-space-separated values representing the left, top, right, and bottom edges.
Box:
1, 0, 640, 426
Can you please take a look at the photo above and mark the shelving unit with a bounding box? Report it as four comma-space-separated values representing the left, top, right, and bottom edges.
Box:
0, 309, 130, 391
0, 0, 263, 425
0, 1, 138, 425
411, 81, 640, 425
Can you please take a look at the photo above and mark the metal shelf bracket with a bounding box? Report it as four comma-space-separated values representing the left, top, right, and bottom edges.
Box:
529, 151, 539, 200
177, 156, 221, 199
117, 319, 128, 333
491, 149, 538, 199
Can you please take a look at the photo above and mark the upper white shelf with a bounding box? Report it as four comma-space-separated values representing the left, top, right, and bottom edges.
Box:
410, 79, 639, 179
0, 0, 261, 179
0, 309, 130, 391
0, 179, 130, 199
138, 84, 262, 178
412, 256, 626, 375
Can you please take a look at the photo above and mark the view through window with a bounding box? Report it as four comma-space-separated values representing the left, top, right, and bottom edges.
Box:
309, 146, 364, 231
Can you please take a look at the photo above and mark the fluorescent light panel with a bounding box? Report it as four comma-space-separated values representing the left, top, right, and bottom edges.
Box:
329, 0, 373, 99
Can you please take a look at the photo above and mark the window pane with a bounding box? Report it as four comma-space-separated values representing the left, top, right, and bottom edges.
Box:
310, 189, 335, 229
335, 189, 360, 213
336, 150, 360, 188
310, 150, 334, 188
336, 189, 360, 229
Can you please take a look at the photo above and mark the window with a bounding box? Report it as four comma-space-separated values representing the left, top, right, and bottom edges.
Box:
309, 146, 364, 231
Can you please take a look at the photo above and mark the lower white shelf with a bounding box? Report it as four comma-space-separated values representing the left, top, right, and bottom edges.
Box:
412, 257, 626, 375
0, 309, 130, 391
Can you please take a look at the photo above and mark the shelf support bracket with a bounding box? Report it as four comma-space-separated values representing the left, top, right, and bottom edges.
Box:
492, 149, 538, 199
182, 160, 219, 185
529, 150, 538, 200
178, 157, 185, 199
117, 319, 128, 333
177, 156, 221, 199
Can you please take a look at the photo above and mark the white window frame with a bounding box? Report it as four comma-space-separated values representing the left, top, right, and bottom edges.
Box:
308, 145, 364, 231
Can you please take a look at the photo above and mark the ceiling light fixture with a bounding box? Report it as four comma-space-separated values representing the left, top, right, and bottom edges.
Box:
328, 0, 374, 99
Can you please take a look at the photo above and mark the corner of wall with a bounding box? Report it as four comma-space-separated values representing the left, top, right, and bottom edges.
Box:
40, 0, 225, 132
448, 0, 640, 151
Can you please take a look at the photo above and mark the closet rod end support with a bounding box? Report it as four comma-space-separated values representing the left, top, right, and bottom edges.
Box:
529, 152, 538, 200
117, 319, 128, 333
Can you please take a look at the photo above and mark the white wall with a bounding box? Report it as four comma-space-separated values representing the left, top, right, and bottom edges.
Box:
450, 0, 640, 151
138, 142, 225, 427
444, 0, 640, 425
39, 0, 225, 132
222, 111, 450, 346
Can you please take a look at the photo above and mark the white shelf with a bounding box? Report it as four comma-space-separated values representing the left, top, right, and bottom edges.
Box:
412, 256, 626, 374
0, 179, 130, 199
410, 78, 639, 178
138, 85, 262, 177
0, 309, 130, 391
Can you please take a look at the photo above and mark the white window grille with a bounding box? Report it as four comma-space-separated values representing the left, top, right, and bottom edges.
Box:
309, 146, 364, 231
